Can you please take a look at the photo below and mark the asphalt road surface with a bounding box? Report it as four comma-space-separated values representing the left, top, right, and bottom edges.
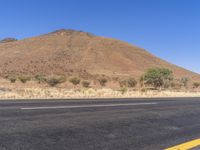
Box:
0, 98, 200, 150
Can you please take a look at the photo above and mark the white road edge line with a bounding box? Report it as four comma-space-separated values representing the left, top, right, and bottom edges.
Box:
20, 102, 158, 110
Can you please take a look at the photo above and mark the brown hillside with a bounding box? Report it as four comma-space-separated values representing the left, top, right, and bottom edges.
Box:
0, 29, 199, 81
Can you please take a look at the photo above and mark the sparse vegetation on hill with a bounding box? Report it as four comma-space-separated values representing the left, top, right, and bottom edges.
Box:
3, 66, 199, 94
0, 29, 199, 85
0, 29, 199, 95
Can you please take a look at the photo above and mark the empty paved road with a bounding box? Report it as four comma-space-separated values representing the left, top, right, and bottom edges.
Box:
0, 98, 200, 150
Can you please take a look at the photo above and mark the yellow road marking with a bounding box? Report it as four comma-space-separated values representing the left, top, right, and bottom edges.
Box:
165, 138, 200, 150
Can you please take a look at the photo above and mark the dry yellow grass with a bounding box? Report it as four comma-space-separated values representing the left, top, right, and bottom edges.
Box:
0, 87, 199, 99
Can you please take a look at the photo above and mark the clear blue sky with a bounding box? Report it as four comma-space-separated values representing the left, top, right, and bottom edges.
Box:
0, 0, 200, 73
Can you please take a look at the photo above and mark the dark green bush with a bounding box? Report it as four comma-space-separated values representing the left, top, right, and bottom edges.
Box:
47, 76, 66, 86
47, 78, 60, 87
9, 76, 17, 83
98, 77, 108, 86
69, 77, 81, 86
18, 76, 31, 83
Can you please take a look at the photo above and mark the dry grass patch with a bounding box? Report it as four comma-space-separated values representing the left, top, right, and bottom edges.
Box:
0, 87, 199, 99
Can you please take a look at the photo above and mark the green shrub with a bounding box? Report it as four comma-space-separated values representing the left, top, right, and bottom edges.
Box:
34, 74, 47, 83
118, 87, 128, 94
142, 68, 173, 89
47, 78, 60, 87
18, 76, 31, 83
47, 76, 66, 87
57, 76, 66, 83
193, 82, 200, 88
120, 78, 137, 88
9, 76, 17, 83
98, 77, 108, 86
82, 80, 90, 88
127, 78, 137, 87
69, 77, 81, 86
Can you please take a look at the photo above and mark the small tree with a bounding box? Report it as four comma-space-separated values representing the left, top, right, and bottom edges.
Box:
82, 80, 90, 88
98, 77, 107, 86
142, 68, 173, 89
69, 77, 81, 86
